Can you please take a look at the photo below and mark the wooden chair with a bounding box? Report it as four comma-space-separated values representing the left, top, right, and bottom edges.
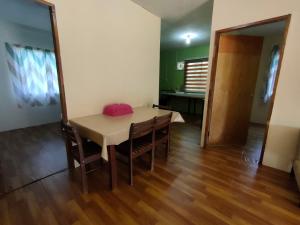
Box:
116, 118, 155, 186
152, 104, 171, 110
61, 121, 102, 193
154, 113, 173, 159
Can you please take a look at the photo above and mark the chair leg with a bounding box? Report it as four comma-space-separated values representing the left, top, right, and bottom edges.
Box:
129, 157, 133, 186
80, 164, 88, 193
67, 158, 75, 178
165, 141, 170, 160
167, 136, 171, 153
65, 141, 75, 171
150, 149, 154, 171
67, 155, 75, 170
165, 144, 168, 160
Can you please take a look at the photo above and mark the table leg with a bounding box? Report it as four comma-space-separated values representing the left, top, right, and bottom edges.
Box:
194, 98, 197, 114
108, 145, 117, 190
188, 98, 191, 114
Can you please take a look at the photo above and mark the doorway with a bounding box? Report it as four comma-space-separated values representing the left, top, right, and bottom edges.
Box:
204, 15, 291, 165
0, 0, 67, 196
158, 0, 213, 146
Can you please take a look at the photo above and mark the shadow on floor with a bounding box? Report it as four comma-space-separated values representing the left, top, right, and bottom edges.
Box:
0, 123, 67, 195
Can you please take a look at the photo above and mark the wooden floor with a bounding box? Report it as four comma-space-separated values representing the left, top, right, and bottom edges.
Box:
242, 125, 265, 165
0, 122, 300, 225
0, 123, 67, 195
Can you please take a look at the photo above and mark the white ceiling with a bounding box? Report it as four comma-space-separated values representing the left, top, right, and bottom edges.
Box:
131, 0, 209, 21
0, 0, 51, 31
132, 0, 214, 49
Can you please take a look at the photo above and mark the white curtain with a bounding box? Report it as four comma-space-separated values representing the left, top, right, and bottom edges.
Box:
5, 43, 59, 107
263, 45, 280, 103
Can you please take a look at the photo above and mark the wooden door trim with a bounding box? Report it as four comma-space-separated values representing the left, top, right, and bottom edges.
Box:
36, 0, 68, 122
36, 0, 54, 7
204, 14, 291, 165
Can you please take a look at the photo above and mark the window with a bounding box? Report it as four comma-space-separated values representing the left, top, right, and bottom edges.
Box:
263, 45, 280, 103
184, 58, 209, 93
5, 43, 59, 107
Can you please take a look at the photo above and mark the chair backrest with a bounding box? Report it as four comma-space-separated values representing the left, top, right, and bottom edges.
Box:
129, 118, 155, 140
152, 104, 171, 110
61, 120, 80, 144
154, 112, 172, 131
61, 120, 85, 160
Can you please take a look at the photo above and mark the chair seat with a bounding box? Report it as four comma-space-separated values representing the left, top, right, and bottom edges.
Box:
117, 135, 153, 158
72, 141, 102, 163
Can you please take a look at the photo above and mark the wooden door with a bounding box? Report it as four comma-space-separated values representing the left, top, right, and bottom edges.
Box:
208, 35, 263, 146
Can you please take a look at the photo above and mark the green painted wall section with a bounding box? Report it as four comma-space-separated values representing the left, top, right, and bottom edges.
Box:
159, 44, 210, 91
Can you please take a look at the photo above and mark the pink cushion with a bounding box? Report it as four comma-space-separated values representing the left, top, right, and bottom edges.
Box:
103, 104, 133, 116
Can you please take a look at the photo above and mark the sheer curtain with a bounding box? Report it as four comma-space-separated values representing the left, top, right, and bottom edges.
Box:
263, 45, 280, 103
5, 43, 59, 107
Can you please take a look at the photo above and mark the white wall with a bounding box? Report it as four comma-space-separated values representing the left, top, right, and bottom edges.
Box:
250, 34, 283, 125
202, 0, 300, 172
47, 0, 161, 119
0, 20, 61, 132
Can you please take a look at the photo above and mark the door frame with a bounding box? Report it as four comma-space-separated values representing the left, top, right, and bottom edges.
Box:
204, 14, 291, 164
36, 0, 68, 122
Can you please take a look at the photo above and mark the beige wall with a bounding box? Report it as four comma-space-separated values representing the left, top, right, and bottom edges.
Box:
202, 0, 300, 172
47, 0, 161, 118
250, 34, 283, 125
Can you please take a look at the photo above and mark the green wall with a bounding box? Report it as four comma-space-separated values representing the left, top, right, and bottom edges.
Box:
159, 44, 210, 91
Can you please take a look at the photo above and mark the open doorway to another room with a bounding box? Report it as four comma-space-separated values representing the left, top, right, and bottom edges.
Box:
0, 0, 66, 195
159, 0, 213, 145
205, 16, 290, 166
234, 22, 286, 165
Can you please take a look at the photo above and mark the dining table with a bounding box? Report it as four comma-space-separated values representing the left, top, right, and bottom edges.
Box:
70, 106, 184, 190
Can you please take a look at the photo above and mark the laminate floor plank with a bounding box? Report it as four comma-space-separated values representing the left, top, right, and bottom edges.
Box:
0, 123, 299, 225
